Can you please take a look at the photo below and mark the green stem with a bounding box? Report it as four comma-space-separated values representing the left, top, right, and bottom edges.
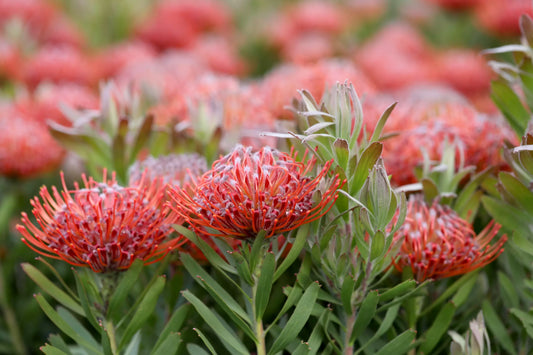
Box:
255, 317, 267, 355
0, 263, 26, 355
105, 319, 118, 355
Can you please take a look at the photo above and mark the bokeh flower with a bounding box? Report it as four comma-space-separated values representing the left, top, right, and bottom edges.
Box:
391, 195, 507, 282
17, 172, 181, 273
169, 145, 343, 240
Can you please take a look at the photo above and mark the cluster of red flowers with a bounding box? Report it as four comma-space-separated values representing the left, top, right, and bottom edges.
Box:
2, 0, 512, 279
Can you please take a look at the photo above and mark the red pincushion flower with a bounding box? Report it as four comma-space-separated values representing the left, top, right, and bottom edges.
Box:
17, 172, 181, 273
169, 145, 343, 240
391, 195, 507, 282
475, 0, 533, 37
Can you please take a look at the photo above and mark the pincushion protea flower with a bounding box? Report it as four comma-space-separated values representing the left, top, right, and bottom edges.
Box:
17, 172, 182, 273
391, 195, 507, 282
169, 145, 343, 240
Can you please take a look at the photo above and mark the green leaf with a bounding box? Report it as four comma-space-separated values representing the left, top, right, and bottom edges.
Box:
370, 102, 397, 143
128, 114, 153, 167
267, 285, 303, 333
34, 294, 102, 355
255, 252, 276, 321
119, 276, 166, 349
370, 231, 386, 261
182, 290, 249, 355
512, 233, 533, 257
274, 224, 309, 281
47, 334, 71, 354
187, 342, 212, 355
22, 264, 84, 316
421, 272, 476, 316
180, 253, 250, 322
112, 133, 127, 184
124, 331, 141, 355
420, 302, 456, 354
482, 300, 517, 355
151, 333, 180, 355
249, 230, 268, 274
152, 304, 190, 353
268, 282, 321, 355
173, 224, 236, 275
72, 270, 100, 330
375, 329, 416, 355
510, 308, 533, 338
351, 142, 383, 195
498, 271, 520, 308
499, 171, 533, 215
40, 345, 70, 355
481, 196, 532, 237
341, 276, 355, 314
355, 304, 401, 355
491, 80, 530, 135
57, 307, 100, 350
107, 259, 144, 321
350, 290, 379, 344
451, 271, 477, 308
379, 280, 417, 303
332, 138, 350, 171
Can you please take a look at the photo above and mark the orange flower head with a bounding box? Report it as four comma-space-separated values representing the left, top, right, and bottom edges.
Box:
392, 195, 507, 282
169, 145, 343, 240
17, 172, 181, 273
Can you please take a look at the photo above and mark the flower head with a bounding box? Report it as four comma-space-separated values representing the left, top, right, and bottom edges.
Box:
17, 172, 181, 273
391, 195, 507, 282
169, 145, 343, 240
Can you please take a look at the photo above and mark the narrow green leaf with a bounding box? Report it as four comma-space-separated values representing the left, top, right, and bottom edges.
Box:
370, 231, 386, 261
47, 334, 71, 354
355, 304, 401, 355
498, 271, 520, 308
375, 329, 416, 355
274, 224, 309, 281
119, 276, 166, 349
370, 102, 397, 142
510, 308, 533, 338
512, 233, 533, 257
451, 272, 477, 308
173, 224, 236, 274
40, 345, 70, 355
180, 253, 250, 320
151, 333, 181, 355
481, 196, 532, 236
124, 331, 141, 355
491, 80, 530, 135
268, 281, 321, 355
341, 276, 355, 314
152, 304, 189, 353
482, 301, 517, 355
350, 290, 379, 343
333, 138, 350, 171
72, 270, 100, 330
128, 114, 153, 166
267, 285, 303, 334
57, 307, 100, 350
420, 272, 475, 316
22, 264, 83, 316
249, 230, 267, 274
255, 252, 276, 320
107, 259, 144, 320
379, 280, 417, 303
182, 290, 249, 355
499, 171, 533, 214
187, 342, 212, 355
351, 142, 383, 195
112, 133, 127, 184
34, 294, 101, 355
420, 302, 456, 354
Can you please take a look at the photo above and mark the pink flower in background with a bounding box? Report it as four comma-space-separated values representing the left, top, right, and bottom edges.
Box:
95, 41, 156, 80
391, 195, 506, 282
475, 0, 533, 37
0, 105, 64, 177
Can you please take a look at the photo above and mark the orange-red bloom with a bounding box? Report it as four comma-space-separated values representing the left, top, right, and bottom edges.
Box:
391, 195, 507, 282
17, 172, 181, 273
169, 145, 343, 240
